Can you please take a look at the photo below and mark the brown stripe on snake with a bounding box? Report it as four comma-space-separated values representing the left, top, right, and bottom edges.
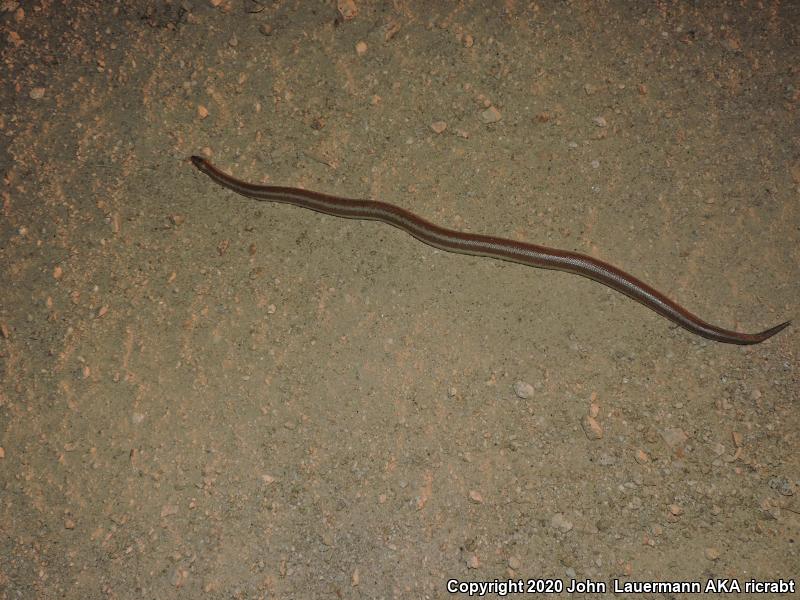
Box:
190, 156, 790, 345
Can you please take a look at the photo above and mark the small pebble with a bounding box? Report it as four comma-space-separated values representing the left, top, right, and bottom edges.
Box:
480, 106, 502, 123
789, 162, 800, 184
551, 513, 573, 532
30, 87, 46, 100
6, 31, 23, 50
722, 36, 741, 52
661, 427, 687, 450
704, 547, 720, 561
383, 21, 401, 41
597, 453, 616, 466
337, 0, 357, 20
581, 415, 603, 440
513, 381, 534, 399
171, 568, 187, 587
355, 41, 367, 55
592, 116, 607, 127
430, 120, 447, 134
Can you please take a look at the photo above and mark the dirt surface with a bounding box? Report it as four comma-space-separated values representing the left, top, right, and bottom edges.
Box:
1, 1, 798, 598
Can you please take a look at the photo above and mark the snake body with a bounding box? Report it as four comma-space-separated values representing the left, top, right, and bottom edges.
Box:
190, 156, 789, 345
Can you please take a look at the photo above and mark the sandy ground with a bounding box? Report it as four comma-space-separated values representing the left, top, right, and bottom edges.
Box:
1, 1, 798, 598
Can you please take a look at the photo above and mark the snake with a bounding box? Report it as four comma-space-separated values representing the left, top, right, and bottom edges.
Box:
190, 156, 789, 345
